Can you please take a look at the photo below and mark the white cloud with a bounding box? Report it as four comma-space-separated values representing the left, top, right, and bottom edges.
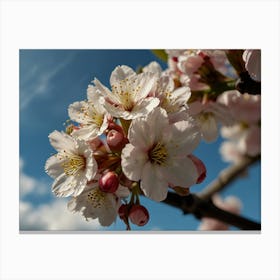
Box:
19, 158, 48, 197
20, 199, 101, 231
19, 157, 102, 231
18, 162, 160, 232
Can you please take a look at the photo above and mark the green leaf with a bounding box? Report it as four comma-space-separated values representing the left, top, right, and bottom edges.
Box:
151, 49, 168, 63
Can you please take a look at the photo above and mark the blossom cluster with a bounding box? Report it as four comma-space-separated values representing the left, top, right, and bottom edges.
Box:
45, 49, 261, 230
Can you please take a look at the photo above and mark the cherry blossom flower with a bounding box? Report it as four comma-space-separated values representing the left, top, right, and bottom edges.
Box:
218, 90, 261, 158
218, 90, 261, 124
68, 86, 109, 141
121, 107, 201, 201
143, 61, 191, 116
219, 141, 244, 163
188, 100, 233, 142
221, 124, 261, 157
198, 195, 242, 230
45, 130, 97, 197
242, 49, 261, 82
68, 182, 130, 226
93, 65, 159, 120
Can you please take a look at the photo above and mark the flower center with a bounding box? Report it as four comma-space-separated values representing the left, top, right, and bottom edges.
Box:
198, 112, 214, 123
148, 142, 168, 165
161, 92, 177, 113
87, 188, 106, 208
112, 79, 139, 111
60, 153, 85, 176
81, 103, 104, 127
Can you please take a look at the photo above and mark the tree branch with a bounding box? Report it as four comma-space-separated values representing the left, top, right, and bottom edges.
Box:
198, 155, 260, 200
163, 193, 261, 230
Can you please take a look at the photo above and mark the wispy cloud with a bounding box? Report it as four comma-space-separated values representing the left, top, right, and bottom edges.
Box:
20, 53, 75, 110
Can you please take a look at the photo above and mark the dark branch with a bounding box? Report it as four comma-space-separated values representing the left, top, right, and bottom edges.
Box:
163, 193, 261, 230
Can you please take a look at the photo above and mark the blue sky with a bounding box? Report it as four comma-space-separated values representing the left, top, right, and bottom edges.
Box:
19, 50, 261, 231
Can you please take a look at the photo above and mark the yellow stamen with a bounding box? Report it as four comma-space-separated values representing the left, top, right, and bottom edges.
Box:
87, 188, 106, 208
149, 142, 168, 165
60, 153, 85, 176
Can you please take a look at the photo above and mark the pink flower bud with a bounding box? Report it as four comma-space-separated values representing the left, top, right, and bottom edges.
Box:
118, 204, 128, 220
129, 205, 149, 226
107, 121, 124, 134
99, 171, 119, 193
188, 154, 206, 184
88, 137, 104, 151
107, 129, 127, 151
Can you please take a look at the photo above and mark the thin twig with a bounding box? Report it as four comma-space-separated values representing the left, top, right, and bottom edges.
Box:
197, 155, 260, 200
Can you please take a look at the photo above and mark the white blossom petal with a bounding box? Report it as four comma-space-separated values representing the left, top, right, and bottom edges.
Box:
48, 130, 77, 154
45, 155, 66, 179
162, 157, 198, 187
110, 65, 136, 85
165, 119, 200, 156
121, 144, 148, 181
141, 162, 168, 201
128, 107, 168, 148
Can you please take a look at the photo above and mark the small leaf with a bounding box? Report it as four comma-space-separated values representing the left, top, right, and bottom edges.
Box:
151, 49, 168, 63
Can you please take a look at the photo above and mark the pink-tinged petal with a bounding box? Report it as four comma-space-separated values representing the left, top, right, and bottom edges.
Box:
206, 102, 234, 126
243, 50, 261, 82
103, 101, 129, 119
178, 55, 203, 75
133, 72, 158, 102
188, 154, 206, 184
128, 107, 168, 148
165, 119, 200, 156
141, 162, 168, 201
188, 75, 209, 91
121, 144, 148, 181
188, 101, 204, 116
219, 141, 243, 163
72, 125, 100, 140
198, 195, 242, 230
94, 78, 120, 104
158, 75, 174, 94
129, 97, 160, 119
110, 65, 136, 85
142, 61, 162, 78
45, 155, 65, 179
217, 90, 241, 106
162, 157, 198, 187
245, 125, 261, 156
220, 124, 243, 140
172, 86, 191, 101
48, 130, 77, 154
168, 111, 191, 124
231, 94, 261, 124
